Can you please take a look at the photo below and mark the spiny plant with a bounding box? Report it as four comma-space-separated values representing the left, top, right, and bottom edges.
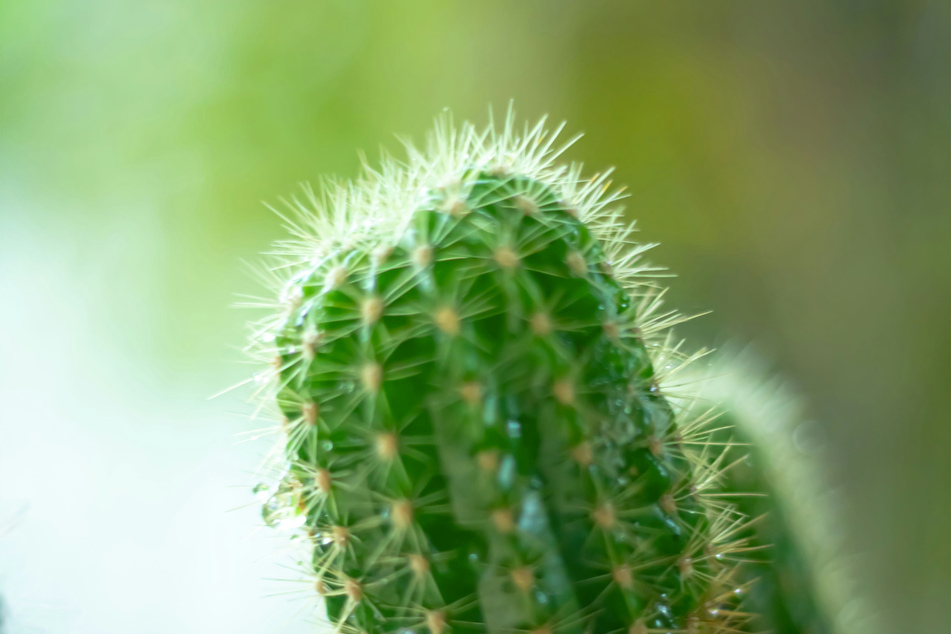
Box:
696, 352, 876, 634
243, 110, 755, 634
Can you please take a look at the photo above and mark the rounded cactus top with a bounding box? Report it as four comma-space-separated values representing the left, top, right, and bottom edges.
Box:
246, 108, 753, 634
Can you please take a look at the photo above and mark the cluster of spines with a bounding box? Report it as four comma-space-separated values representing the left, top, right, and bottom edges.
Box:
243, 111, 754, 633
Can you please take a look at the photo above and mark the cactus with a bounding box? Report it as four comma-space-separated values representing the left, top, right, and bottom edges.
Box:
696, 353, 876, 634
245, 111, 754, 633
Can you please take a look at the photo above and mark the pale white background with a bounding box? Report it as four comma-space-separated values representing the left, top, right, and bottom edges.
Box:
0, 210, 317, 633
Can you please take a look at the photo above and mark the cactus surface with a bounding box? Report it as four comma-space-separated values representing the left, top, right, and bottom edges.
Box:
247, 112, 752, 633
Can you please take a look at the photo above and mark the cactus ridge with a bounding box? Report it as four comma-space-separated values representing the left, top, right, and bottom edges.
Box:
247, 110, 753, 633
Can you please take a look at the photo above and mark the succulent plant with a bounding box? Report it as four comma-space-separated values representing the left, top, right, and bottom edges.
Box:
697, 352, 876, 634
245, 110, 754, 633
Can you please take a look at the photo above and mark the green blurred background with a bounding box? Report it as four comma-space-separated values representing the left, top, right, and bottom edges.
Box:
1, 1, 947, 632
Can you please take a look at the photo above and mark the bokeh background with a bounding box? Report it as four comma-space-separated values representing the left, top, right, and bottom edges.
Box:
1, 1, 948, 632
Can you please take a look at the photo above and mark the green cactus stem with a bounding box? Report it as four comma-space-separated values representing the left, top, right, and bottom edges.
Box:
245, 111, 752, 634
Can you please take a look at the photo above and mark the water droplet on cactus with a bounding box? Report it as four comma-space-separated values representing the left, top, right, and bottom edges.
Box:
261, 495, 284, 528
261, 486, 305, 531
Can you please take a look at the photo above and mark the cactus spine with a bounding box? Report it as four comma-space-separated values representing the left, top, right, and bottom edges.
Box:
247, 111, 752, 633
